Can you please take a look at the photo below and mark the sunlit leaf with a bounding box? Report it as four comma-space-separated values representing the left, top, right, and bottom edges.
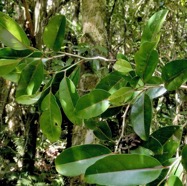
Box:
131, 93, 152, 141
0, 11, 30, 50
55, 144, 111, 176
85, 154, 163, 186
135, 42, 159, 82
0, 59, 20, 76
40, 92, 62, 142
16, 59, 44, 97
75, 89, 110, 119
165, 175, 183, 186
43, 15, 66, 52
113, 59, 132, 74
162, 59, 187, 91
59, 77, 82, 125
141, 9, 168, 45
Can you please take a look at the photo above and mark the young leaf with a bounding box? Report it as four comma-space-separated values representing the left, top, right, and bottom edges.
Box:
162, 59, 187, 91
141, 9, 168, 45
75, 89, 110, 119
0, 59, 20, 76
113, 59, 132, 74
59, 77, 82, 125
16, 59, 44, 97
55, 144, 111, 176
131, 93, 152, 141
0, 12, 30, 50
85, 154, 163, 186
40, 92, 62, 142
43, 15, 66, 52
135, 42, 159, 82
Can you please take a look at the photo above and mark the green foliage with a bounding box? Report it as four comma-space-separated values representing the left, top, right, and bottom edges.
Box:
0, 9, 186, 185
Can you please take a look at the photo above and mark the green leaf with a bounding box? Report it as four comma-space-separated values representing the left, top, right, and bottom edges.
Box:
135, 42, 159, 82
131, 93, 152, 141
113, 59, 132, 74
165, 175, 183, 186
108, 87, 134, 106
16, 59, 44, 97
55, 144, 111, 176
96, 71, 127, 94
0, 59, 20, 76
162, 59, 187, 91
40, 92, 62, 142
43, 15, 66, 52
181, 145, 187, 171
16, 92, 41, 105
141, 9, 168, 45
146, 86, 167, 99
75, 89, 110, 119
0, 11, 30, 50
85, 154, 163, 186
59, 77, 82, 125
69, 66, 81, 87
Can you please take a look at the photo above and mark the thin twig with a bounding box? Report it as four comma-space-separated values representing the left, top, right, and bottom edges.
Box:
49, 52, 116, 62
115, 105, 130, 153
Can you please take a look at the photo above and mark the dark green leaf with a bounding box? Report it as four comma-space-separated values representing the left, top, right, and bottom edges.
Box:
108, 87, 134, 106
75, 89, 110, 119
85, 154, 163, 186
162, 59, 187, 90
181, 145, 187, 171
55, 144, 111, 176
0, 59, 20, 76
113, 59, 132, 74
40, 92, 62, 142
135, 42, 159, 82
43, 15, 66, 52
59, 77, 82, 125
96, 71, 127, 94
0, 11, 30, 50
131, 93, 152, 141
141, 9, 168, 45
16, 59, 44, 97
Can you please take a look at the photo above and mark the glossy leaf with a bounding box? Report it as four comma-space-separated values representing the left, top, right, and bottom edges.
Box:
108, 87, 134, 106
0, 59, 20, 76
85, 154, 163, 186
43, 15, 66, 52
40, 92, 62, 142
16, 59, 44, 97
141, 9, 168, 45
162, 59, 187, 90
0, 11, 30, 50
113, 59, 132, 74
181, 145, 187, 171
165, 175, 183, 186
75, 89, 110, 119
146, 86, 167, 99
96, 71, 127, 94
131, 93, 152, 141
59, 77, 82, 125
135, 42, 159, 82
55, 144, 111, 176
